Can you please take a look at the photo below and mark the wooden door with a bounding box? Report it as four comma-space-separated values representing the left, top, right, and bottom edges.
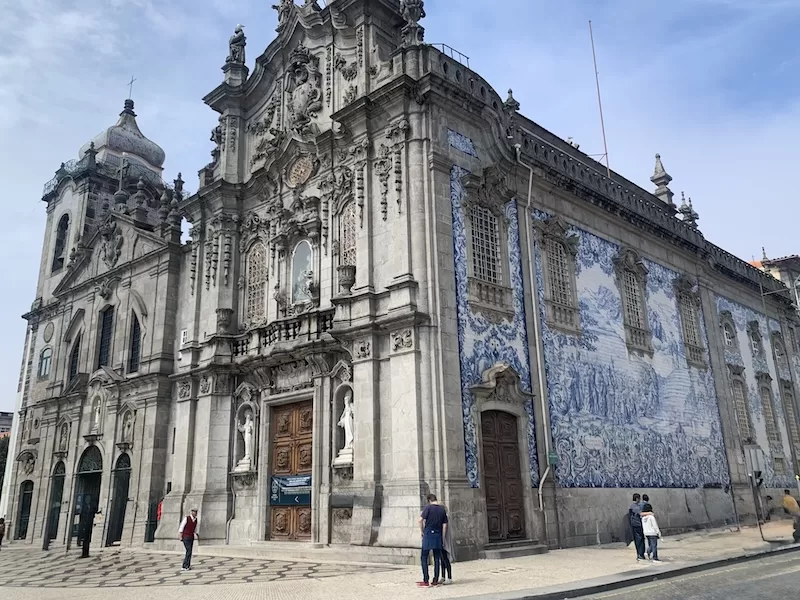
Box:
270, 401, 313, 541
481, 411, 525, 542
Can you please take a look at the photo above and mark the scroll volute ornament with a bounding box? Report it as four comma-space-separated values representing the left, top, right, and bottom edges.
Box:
535, 216, 578, 257
461, 166, 511, 224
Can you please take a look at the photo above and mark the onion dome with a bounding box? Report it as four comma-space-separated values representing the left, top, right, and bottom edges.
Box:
79, 99, 165, 169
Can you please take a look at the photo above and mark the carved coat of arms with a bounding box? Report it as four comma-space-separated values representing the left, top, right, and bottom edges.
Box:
285, 44, 323, 137
99, 220, 124, 269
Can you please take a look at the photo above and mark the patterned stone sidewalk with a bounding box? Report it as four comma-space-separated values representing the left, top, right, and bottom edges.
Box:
1, 520, 795, 600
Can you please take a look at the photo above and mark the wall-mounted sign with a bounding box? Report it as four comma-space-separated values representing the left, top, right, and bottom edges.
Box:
270, 475, 312, 506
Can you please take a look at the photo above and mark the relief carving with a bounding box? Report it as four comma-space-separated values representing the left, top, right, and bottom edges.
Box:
285, 43, 323, 138
177, 380, 191, 399
354, 339, 371, 359
99, 220, 124, 269
391, 329, 414, 352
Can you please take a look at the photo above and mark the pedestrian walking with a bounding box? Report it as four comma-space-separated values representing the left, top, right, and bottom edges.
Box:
640, 503, 662, 563
628, 493, 646, 561
0, 517, 5, 550
417, 494, 448, 587
782, 489, 799, 516
178, 509, 199, 571
441, 508, 454, 585
78, 499, 96, 558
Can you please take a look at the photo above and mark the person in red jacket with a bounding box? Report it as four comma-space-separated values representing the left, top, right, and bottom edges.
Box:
178, 509, 199, 571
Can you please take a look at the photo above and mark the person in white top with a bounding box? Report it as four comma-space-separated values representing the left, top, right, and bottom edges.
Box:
640, 503, 662, 563
178, 509, 199, 571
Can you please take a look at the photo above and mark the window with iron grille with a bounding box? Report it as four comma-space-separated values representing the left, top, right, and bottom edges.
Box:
97, 306, 114, 368
723, 323, 736, 347
783, 387, 800, 449
545, 238, 573, 307
622, 270, 645, 330
69, 334, 81, 382
128, 313, 141, 373
774, 457, 786, 474
246, 242, 267, 323
678, 292, 705, 366
731, 378, 752, 441
340, 200, 357, 267
760, 385, 781, 445
470, 205, 500, 284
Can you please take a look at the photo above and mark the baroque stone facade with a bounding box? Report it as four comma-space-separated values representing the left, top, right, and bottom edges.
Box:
5, 0, 800, 559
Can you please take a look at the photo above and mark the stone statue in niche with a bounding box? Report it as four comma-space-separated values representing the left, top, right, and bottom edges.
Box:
91, 398, 101, 433
59, 423, 69, 452
227, 25, 246, 64
122, 412, 133, 442
333, 388, 354, 466
234, 411, 255, 472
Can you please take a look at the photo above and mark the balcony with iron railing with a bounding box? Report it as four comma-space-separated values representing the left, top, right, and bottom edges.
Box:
231, 308, 336, 359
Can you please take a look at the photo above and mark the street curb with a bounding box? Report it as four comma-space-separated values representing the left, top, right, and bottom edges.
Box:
459, 542, 800, 600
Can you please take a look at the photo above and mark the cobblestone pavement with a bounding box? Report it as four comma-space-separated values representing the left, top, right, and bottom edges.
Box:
0, 521, 795, 600
0, 546, 395, 588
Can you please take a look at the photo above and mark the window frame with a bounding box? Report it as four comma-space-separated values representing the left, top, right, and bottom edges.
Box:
68, 333, 81, 382
756, 372, 781, 446
128, 312, 141, 374
38, 347, 52, 379
674, 276, 706, 368
97, 305, 115, 369
781, 382, 800, 450
613, 247, 653, 356
772, 331, 788, 370
244, 240, 268, 328
290, 239, 315, 306
747, 321, 764, 358
51, 213, 70, 273
728, 365, 753, 443
461, 167, 514, 322
536, 216, 580, 334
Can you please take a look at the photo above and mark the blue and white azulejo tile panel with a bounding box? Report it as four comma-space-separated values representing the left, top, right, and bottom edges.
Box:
715, 296, 795, 488
450, 163, 538, 489
532, 210, 730, 488
447, 129, 478, 158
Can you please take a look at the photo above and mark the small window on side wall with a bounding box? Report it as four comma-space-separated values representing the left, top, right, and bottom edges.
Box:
536, 216, 580, 334
613, 247, 652, 356
674, 276, 706, 368
128, 313, 141, 373
97, 305, 115, 369
68, 334, 81, 382
38, 348, 52, 378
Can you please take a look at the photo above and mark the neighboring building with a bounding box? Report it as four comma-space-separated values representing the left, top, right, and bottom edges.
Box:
753, 253, 800, 309
6, 0, 800, 557
0, 412, 12, 434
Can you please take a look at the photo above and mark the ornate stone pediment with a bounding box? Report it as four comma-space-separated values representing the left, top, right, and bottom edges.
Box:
461, 165, 512, 220
534, 216, 579, 257
470, 363, 533, 416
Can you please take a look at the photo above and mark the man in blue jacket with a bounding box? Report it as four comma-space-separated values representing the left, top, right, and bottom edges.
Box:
628, 493, 646, 561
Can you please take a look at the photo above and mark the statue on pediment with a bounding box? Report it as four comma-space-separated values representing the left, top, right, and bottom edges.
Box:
227, 25, 246, 64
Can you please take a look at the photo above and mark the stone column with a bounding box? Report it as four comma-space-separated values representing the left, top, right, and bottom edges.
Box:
349, 336, 380, 545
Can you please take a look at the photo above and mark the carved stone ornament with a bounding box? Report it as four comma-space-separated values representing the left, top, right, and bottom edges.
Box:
390, 329, 414, 352
285, 43, 323, 138
461, 166, 512, 220
199, 375, 211, 395
216, 307, 235, 334
232, 471, 256, 489
285, 153, 319, 188
177, 380, 191, 399
337, 264, 356, 295
22, 453, 36, 475
400, 0, 426, 46
272, 0, 295, 32
99, 219, 124, 269
470, 362, 533, 416
354, 339, 371, 359
534, 216, 579, 257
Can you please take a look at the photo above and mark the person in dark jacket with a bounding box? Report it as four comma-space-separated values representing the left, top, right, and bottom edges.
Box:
78, 499, 96, 558
628, 493, 646, 561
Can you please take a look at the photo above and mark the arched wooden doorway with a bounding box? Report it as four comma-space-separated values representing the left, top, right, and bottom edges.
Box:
106, 454, 131, 545
73, 446, 102, 541
15, 480, 34, 539
47, 462, 66, 541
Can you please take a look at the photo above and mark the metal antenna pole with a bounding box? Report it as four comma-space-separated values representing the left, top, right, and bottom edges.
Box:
589, 21, 611, 178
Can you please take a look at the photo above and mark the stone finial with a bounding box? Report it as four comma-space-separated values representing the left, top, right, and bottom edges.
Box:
399, 0, 425, 46
174, 172, 184, 199
504, 89, 521, 113
84, 141, 98, 168
651, 153, 676, 213
762, 246, 768, 261
678, 192, 699, 229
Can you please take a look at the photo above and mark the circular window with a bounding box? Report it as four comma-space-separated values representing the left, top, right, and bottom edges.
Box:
492, 100, 498, 110
43, 322, 54, 343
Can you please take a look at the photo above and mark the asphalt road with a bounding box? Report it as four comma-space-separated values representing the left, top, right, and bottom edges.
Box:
584, 552, 800, 599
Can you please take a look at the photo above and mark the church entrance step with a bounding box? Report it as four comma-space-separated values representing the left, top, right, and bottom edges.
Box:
481, 540, 548, 560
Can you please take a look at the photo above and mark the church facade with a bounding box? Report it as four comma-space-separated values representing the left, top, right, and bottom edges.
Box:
5, 0, 800, 560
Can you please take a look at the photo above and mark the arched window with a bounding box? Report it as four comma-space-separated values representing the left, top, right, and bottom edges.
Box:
245, 242, 267, 323
38, 347, 52, 378
51, 214, 70, 272
69, 334, 81, 382
340, 200, 357, 267
291, 240, 313, 304
674, 278, 705, 368
782, 385, 800, 449
723, 323, 736, 347
97, 306, 115, 368
128, 313, 141, 373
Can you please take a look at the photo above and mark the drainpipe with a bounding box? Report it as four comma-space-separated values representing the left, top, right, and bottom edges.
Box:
515, 145, 556, 540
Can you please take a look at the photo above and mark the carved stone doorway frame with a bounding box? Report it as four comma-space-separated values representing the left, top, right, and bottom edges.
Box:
470, 363, 537, 546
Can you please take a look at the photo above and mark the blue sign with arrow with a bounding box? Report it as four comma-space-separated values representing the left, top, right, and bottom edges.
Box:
270, 475, 312, 506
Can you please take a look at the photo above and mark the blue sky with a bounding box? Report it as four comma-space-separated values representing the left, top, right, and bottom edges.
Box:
0, 0, 798, 412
